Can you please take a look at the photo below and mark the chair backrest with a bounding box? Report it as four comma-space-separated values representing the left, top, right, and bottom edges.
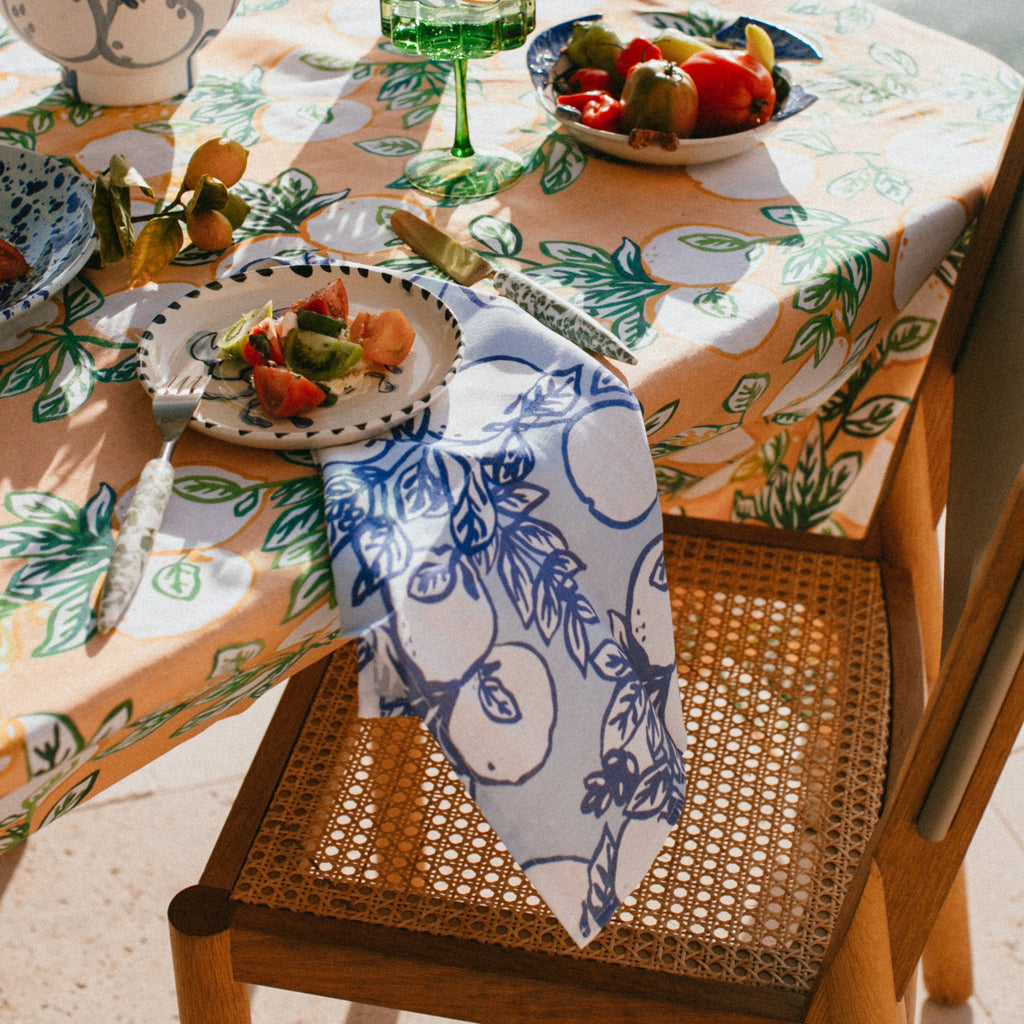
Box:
870, 92, 1024, 995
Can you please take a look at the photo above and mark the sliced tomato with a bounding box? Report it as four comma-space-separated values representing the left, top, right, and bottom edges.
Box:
252, 364, 327, 417
360, 308, 416, 366
348, 310, 373, 346
241, 319, 285, 366
290, 277, 349, 320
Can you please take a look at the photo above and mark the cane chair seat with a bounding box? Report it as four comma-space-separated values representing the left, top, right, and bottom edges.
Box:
213, 531, 892, 1021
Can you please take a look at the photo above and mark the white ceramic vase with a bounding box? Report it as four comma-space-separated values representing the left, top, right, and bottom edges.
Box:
0, 0, 241, 107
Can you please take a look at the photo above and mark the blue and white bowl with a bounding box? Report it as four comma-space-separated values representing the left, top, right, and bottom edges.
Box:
526, 11, 821, 166
0, 0, 241, 106
0, 146, 95, 329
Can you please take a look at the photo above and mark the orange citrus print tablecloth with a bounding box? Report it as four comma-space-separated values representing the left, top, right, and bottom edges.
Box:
1, 0, 1020, 849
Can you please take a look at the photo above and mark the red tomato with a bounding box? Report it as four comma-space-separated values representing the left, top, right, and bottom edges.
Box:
290, 277, 349, 320
241, 320, 285, 366
682, 50, 776, 136
253, 364, 327, 417
361, 308, 416, 366
569, 67, 614, 93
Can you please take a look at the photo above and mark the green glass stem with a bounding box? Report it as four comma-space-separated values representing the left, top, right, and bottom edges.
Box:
450, 58, 475, 160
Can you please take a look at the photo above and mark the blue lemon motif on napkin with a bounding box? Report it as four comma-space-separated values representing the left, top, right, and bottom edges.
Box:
318, 283, 686, 946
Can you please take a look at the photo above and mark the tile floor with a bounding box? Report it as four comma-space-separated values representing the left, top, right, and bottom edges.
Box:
0, 683, 1022, 1024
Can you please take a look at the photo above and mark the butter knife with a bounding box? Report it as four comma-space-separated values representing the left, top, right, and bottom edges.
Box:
96, 369, 209, 634
391, 211, 637, 365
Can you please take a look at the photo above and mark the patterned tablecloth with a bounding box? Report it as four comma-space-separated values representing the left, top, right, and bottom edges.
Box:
1, 0, 1020, 903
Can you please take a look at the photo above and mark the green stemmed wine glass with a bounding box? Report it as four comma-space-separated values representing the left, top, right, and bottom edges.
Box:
381, 0, 536, 199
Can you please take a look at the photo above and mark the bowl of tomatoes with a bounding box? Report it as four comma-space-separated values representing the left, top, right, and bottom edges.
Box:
527, 11, 820, 166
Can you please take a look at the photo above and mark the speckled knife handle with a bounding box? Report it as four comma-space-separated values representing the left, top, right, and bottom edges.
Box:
96, 458, 175, 634
491, 268, 638, 365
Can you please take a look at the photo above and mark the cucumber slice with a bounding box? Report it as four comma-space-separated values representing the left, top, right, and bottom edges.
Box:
217, 300, 274, 358
283, 328, 364, 381
296, 308, 347, 336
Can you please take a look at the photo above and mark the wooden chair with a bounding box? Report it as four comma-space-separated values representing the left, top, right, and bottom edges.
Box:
168, 100, 1024, 1024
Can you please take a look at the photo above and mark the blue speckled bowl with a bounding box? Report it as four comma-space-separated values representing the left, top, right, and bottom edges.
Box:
0, 146, 96, 329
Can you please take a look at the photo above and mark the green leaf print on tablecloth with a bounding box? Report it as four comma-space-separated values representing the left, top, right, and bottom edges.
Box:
0, 278, 132, 422
683, 205, 890, 368
0, 487, 115, 657
731, 313, 937, 530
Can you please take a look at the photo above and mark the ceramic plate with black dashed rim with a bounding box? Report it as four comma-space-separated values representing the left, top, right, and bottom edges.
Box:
137, 261, 465, 449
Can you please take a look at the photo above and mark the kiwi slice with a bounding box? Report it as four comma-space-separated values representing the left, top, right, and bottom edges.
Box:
282, 328, 363, 381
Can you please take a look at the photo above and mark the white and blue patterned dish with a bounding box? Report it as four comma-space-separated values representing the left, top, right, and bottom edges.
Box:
138, 261, 465, 450
527, 12, 820, 166
0, 146, 95, 328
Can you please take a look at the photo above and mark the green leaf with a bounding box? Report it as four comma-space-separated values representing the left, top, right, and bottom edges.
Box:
21, 713, 85, 773
888, 315, 936, 352
775, 127, 837, 154
5, 492, 80, 528
62, 276, 107, 325
39, 587, 95, 656
470, 215, 522, 258
153, 560, 202, 601
827, 167, 871, 201
786, 313, 834, 364
300, 52, 358, 73
644, 399, 679, 436
868, 41, 918, 76
173, 474, 246, 503
782, 245, 833, 284
0, 354, 50, 399
654, 465, 700, 497
534, 135, 587, 195
793, 273, 840, 315
724, 374, 770, 415
843, 394, 909, 437
694, 287, 739, 320
356, 136, 421, 157
264, 502, 325, 551
873, 167, 912, 204
35, 344, 95, 421
682, 231, 752, 254
761, 205, 849, 229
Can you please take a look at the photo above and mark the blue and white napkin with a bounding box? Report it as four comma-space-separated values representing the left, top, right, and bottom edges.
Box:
315, 281, 686, 946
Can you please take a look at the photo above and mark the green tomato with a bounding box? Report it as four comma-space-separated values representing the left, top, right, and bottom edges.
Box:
620, 59, 700, 137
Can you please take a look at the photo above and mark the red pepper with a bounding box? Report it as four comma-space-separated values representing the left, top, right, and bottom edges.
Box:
682, 50, 777, 136
557, 90, 623, 132
580, 93, 623, 131
615, 37, 663, 80
569, 66, 614, 93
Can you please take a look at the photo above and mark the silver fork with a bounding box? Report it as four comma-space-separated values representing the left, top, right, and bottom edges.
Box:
97, 372, 210, 634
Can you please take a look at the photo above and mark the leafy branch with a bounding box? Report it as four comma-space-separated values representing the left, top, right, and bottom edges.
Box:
89, 138, 252, 286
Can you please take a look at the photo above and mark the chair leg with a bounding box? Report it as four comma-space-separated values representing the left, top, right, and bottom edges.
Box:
807, 861, 904, 1024
921, 866, 974, 1004
168, 885, 251, 1024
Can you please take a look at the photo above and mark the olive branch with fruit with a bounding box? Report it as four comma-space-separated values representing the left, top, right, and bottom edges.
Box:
90, 138, 251, 287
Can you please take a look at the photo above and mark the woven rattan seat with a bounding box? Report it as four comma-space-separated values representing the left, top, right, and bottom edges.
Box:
230, 536, 890, 1008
